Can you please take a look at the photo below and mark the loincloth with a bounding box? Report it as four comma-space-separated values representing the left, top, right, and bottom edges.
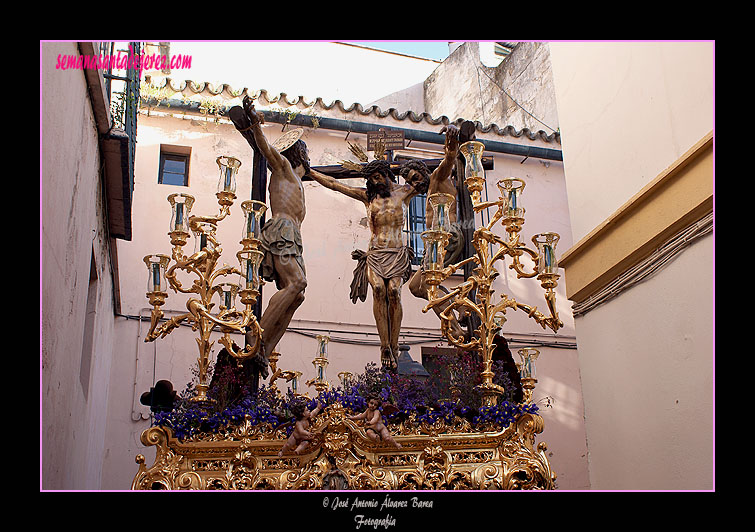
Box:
422, 222, 464, 268
349, 245, 414, 304
259, 216, 306, 290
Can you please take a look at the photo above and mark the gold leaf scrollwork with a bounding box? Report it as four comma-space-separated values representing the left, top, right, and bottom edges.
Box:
132, 403, 555, 490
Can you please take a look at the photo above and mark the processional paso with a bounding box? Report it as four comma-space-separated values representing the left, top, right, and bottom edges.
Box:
134, 104, 564, 491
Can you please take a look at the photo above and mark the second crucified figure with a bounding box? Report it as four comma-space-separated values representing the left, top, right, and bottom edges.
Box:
309, 159, 428, 371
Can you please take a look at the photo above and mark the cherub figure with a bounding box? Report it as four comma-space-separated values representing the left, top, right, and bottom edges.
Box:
348, 395, 401, 449
279, 400, 322, 456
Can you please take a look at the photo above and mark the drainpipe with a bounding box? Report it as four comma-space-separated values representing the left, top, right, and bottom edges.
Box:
145, 98, 563, 162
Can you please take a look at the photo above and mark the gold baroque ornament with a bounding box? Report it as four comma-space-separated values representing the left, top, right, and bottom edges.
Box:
132, 403, 556, 490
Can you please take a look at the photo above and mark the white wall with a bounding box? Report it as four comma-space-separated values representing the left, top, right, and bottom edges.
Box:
549, 41, 715, 243
41, 41, 117, 490
574, 235, 713, 489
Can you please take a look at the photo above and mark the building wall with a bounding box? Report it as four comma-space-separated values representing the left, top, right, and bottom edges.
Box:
573, 235, 713, 489
549, 41, 714, 489
550, 41, 714, 243
41, 41, 117, 489
424, 42, 559, 140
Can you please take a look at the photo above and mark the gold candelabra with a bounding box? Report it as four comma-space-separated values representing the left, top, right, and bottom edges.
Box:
143, 155, 267, 403
422, 140, 563, 407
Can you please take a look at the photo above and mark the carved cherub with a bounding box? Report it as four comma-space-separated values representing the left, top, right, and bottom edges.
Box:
348, 395, 401, 449
279, 400, 322, 456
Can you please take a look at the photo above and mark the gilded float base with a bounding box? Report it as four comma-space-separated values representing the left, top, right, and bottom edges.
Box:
132, 402, 555, 490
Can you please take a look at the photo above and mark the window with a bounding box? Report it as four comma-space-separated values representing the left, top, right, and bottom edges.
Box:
396, 151, 473, 269
158, 148, 190, 186
405, 193, 426, 266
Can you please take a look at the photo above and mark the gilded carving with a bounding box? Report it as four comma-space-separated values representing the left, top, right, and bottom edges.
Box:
132, 403, 555, 490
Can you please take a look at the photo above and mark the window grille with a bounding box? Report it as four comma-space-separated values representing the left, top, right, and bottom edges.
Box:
405, 193, 426, 266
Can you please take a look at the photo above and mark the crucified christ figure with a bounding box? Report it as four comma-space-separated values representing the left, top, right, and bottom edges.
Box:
229, 96, 309, 375
308, 159, 428, 370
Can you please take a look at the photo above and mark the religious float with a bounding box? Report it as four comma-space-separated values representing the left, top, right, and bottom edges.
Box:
132, 104, 563, 490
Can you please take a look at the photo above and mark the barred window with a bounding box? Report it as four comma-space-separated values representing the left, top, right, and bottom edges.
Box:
405, 193, 426, 266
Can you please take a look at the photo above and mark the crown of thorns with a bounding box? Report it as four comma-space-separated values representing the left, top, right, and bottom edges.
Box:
360, 159, 396, 182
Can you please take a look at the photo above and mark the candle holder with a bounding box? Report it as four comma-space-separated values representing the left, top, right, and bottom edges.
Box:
307, 335, 331, 393
168, 193, 195, 249
518, 348, 540, 403
192, 221, 218, 259
420, 229, 451, 300
422, 141, 563, 406
428, 192, 454, 233
237, 249, 264, 304
143, 155, 264, 403
241, 200, 267, 250
497, 178, 526, 235
337, 371, 354, 391
532, 232, 561, 290
280, 370, 305, 398
143, 254, 170, 333
459, 140, 486, 204
214, 282, 239, 311
216, 156, 240, 206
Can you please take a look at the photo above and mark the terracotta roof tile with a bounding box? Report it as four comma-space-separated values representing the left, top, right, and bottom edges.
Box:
142, 76, 560, 144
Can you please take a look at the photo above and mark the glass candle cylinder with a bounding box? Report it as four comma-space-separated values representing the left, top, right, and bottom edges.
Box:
215, 282, 239, 309
518, 348, 540, 379
428, 193, 454, 233
497, 178, 526, 219
241, 200, 267, 242
338, 371, 353, 389
421, 230, 447, 272
289, 371, 302, 395
193, 222, 217, 254
168, 193, 195, 233
238, 249, 263, 291
532, 233, 560, 274
459, 141, 486, 201
315, 335, 329, 381
216, 156, 241, 194
143, 254, 170, 293
316, 335, 329, 359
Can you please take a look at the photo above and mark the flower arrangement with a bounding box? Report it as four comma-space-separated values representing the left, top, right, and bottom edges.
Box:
152, 350, 538, 441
